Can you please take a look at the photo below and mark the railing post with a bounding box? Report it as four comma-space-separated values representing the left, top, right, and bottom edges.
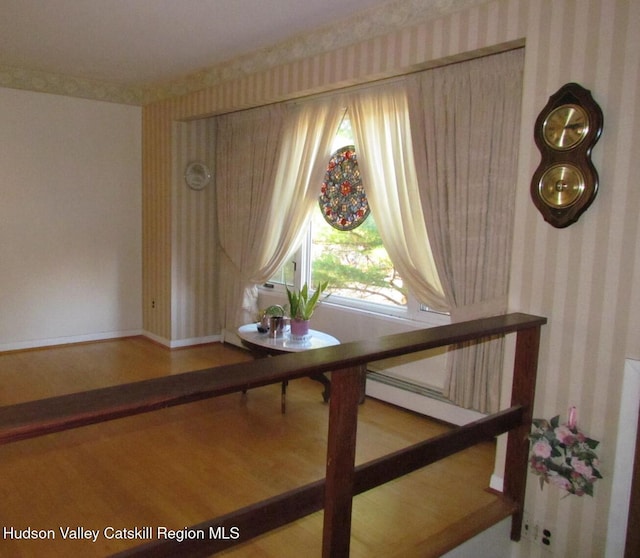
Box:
322, 364, 366, 558
504, 325, 542, 541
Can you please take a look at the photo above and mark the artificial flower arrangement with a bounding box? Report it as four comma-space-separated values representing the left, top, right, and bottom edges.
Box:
528, 408, 602, 497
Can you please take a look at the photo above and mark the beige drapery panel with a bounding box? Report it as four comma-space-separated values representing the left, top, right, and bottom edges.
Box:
408, 49, 525, 413
346, 84, 447, 312
215, 100, 344, 337
215, 104, 286, 337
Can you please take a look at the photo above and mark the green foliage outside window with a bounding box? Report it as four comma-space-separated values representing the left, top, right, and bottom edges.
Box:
269, 113, 407, 309
311, 213, 406, 307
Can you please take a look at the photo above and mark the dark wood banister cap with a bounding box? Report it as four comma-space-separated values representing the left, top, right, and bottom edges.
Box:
0, 312, 546, 444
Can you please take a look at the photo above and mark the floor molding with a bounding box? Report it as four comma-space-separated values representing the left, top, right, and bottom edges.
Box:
0, 329, 143, 353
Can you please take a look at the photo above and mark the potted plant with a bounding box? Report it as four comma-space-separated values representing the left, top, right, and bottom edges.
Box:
286, 281, 329, 339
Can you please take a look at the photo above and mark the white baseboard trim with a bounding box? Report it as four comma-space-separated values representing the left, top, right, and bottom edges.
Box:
141, 331, 222, 348
139, 330, 170, 347
0, 330, 224, 353
365, 375, 486, 426
490, 473, 504, 493
0, 329, 144, 353
166, 335, 223, 348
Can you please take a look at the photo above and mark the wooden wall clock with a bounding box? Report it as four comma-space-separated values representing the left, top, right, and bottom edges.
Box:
531, 82, 603, 228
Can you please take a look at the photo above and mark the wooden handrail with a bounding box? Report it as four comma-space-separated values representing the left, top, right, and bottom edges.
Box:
0, 313, 544, 444
111, 406, 525, 558
0, 312, 546, 556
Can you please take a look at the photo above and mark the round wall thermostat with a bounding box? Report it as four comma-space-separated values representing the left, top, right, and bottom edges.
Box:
184, 162, 211, 190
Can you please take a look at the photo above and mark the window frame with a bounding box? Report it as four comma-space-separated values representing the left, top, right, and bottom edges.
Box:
263, 226, 449, 326
263, 109, 449, 327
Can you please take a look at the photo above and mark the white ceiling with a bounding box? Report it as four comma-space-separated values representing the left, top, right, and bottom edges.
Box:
0, 0, 482, 88
0, 0, 405, 86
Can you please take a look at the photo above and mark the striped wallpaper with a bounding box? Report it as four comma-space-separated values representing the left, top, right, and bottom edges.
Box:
171, 119, 218, 342
142, 0, 640, 555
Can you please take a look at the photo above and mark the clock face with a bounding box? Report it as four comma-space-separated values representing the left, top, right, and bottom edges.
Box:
542, 104, 589, 150
538, 164, 586, 208
531, 82, 603, 227
185, 162, 211, 190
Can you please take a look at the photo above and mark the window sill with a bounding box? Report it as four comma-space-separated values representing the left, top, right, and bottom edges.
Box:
258, 286, 450, 339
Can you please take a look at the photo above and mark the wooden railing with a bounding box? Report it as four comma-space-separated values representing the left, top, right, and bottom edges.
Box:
0, 312, 546, 557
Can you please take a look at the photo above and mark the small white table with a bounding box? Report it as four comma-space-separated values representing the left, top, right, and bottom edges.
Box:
237, 323, 340, 412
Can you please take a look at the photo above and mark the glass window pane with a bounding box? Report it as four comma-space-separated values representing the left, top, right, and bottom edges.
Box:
310, 209, 407, 307
269, 111, 407, 311
267, 260, 295, 287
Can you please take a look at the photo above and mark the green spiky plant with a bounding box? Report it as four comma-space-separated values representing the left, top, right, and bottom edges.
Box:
286, 282, 329, 321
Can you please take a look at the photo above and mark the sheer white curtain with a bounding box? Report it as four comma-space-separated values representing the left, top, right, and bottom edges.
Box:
215, 99, 344, 337
347, 83, 447, 312
408, 50, 525, 413
252, 98, 346, 283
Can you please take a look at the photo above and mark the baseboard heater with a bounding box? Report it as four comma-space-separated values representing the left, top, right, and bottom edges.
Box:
366, 369, 449, 403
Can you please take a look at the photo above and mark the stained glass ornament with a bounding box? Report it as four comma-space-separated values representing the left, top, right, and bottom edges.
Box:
319, 146, 370, 231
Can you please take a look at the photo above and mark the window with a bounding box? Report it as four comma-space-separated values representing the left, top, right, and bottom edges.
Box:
310, 204, 406, 307
267, 112, 440, 320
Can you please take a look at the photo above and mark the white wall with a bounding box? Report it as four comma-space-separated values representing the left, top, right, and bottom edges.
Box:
0, 88, 142, 349
444, 519, 511, 558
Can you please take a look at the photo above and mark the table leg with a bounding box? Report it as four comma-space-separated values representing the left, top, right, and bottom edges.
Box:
310, 373, 331, 402
309, 370, 366, 404
281, 380, 288, 413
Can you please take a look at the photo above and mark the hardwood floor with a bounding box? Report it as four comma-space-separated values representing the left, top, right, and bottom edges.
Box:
0, 337, 504, 557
